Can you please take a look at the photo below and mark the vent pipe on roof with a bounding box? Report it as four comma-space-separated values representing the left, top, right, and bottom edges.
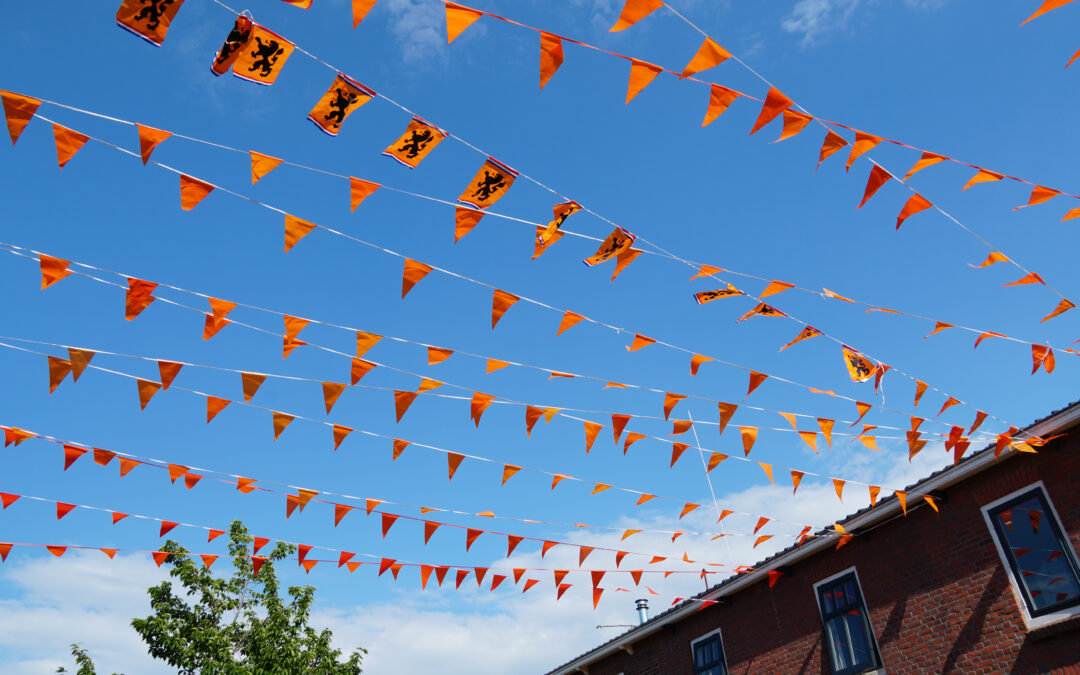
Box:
635, 598, 649, 624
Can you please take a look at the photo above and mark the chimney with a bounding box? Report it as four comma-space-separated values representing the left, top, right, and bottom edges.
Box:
635, 598, 649, 624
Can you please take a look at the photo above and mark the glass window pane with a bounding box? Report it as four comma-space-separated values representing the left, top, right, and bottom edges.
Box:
824, 616, 853, 670
843, 610, 873, 666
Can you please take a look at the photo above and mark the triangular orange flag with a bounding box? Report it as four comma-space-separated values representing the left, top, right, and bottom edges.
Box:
447, 452, 465, 481
701, 84, 739, 127
775, 110, 813, 142
68, 349, 94, 382
539, 32, 564, 89
680, 38, 730, 79
179, 173, 214, 210
62, 445, 87, 471
502, 464, 521, 485
937, 397, 960, 417
52, 124, 90, 169
471, 391, 496, 426
740, 426, 757, 456
747, 371, 767, 397
2, 91, 41, 145
1042, 299, 1075, 322
272, 412, 294, 440
355, 333, 382, 359
971, 252, 1010, 268
40, 254, 73, 289
322, 382, 346, 414
125, 278, 157, 320
780, 326, 822, 351
330, 424, 352, 450
715, 403, 739, 436
610, 0, 664, 31
1022, 0, 1079, 25
833, 479, 846, 502
760, 280, 795, 298
623, 433, 646, 454
690, 353, 714, 375
749, 88, 793, 135
241, 372, 267, 402
250, 151, 283, 184
390, 438, 409, 460
351, 358, 375, 384
352, 0, 378, 27
584, 421, 602, 453
817, 131, 848, 169
426, 347, 453, 366
611, 248, 643, 281
819, 418, 834, 448
707, 452, 727, 472
611, 414, 631, 444
791, 470, 804, 495
1015, 185, 1061, 210
903, 151, 946, 180
626, 59, 663, 104
284, 215, 317, 253
167, 464, 188, 484
1003, 272, 1045, 287
136, 124, 171, 165
47, 356, 72, 394
394, 390, 418, 422
491, 290, 520, 328
914, 380, 929, 408
158, 361, 182, 390
663, 393, 686, 420
627, 333, 656, 351
858, 165, 892, 208
207, 396, 230, 423
455, 206, 485, 242
845, 131, 882, 171
349, 177, 381, 212
525, 406, 544, 437
401, 258, 429, 298
961, 168, 1004, 191
136, 378, 161, 410
446, 2, 482, 43
896, 193, 933, 229
557, 311, 585, 335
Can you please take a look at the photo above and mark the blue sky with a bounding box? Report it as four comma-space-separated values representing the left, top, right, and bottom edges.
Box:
1, 0, 1079, 672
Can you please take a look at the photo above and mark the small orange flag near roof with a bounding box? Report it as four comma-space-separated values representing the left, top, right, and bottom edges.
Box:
961, 168, 1004, 191
626, 59, 663, 104
846, 131, 882, 171
2, 91, 41, 145
136, 124, 171, 165
40, 254, 72, 289
446, 2, 483, 43
52, 124, 89, 169
611, 0, 664, 31
680, 37, 731, 79
701, 84, 739, 127
250, 151, 283, 184
749, 88, 793, 135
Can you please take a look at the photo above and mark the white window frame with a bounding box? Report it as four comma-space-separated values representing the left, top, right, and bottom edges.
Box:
689, 627, 728, 675
981, 480, 1080, 629
812, 566, 886, 675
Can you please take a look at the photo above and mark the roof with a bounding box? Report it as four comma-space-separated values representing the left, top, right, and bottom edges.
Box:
546, 398, 1080, 674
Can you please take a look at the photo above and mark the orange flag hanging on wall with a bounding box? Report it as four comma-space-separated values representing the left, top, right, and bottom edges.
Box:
52, 124, 90, 169
308, 74, 376, 136
446, 2, 483, 43
230, 24, 295, 85
383, 117, 446, 168
584, 227, 635, 266
2, 91, 41, 145
680, 38, 730, 79
610, 0, 664, 31
116, 0, 186, 46
459, 158, 517, 209
539, 32, 565, 89
626, 59, 663, 104
211, 15, 254, 75
842, 345, 875, 382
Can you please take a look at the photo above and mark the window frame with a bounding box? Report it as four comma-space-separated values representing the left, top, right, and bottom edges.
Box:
981, 481, 1080, 629
812, 567, 884, 675
688, 627, 728, 675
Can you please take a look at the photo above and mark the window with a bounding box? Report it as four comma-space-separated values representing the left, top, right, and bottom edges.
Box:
983, 483, 1080, 624
814, 569, 882, 675
689, 629, 727, 675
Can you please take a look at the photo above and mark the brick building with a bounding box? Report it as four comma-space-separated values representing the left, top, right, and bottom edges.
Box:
547, 402, 1080, 675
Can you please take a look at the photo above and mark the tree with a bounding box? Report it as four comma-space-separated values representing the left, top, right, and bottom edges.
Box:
57, 520, 365, 674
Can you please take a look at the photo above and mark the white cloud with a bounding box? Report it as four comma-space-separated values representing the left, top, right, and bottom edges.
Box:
382, 0, 471, 64
782, 0, 951, 45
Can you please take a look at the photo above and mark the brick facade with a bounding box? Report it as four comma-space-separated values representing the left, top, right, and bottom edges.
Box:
561, 430, 1080, 675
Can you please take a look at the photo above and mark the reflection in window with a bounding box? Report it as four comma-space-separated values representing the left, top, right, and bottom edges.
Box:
988, 488, 1080, 617
691, 632, 727, 675
816, 572, 881, 675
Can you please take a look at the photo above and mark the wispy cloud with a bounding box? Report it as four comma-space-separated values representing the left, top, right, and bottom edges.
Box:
782, 0, 951, 46
381, 0, 489, 64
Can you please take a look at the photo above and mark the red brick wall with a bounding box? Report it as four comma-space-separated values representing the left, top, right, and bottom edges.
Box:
581, 434, 1080, 675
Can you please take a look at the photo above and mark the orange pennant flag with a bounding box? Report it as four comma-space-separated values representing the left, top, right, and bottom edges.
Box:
681, 37, 731, 79
349, 177, 381, 211
206, 396, 230, 423
352, 0, 378, 27
459, 158, 517, 209
717, 402, 738, 434
394, 390, 418, 422
125, 278, 157, 320
157, 361, 182, 390
749, 87, 793, 135
584, 421, 602, 453
623, 432, 646, 454
400, 259, 434, 299
471, 391, 496, 426
425, 347, 453, 366
210, 15, 254, 76
903, 151, 946, 179
790, 470, 805, 495
229, 25, 294, 85
924, 321, 953, 339
663, 393, 686, 420
388, 438, 408, 460
47, 356, 72, 394
780, 326, 822, 351
382, 116, 446, 168
491, 290, 520, 328
701, 85, 739, 127
690, 353, 714, 375
557, 311, 584, 336
670, 420, 692, 436
852, 401, 872, 427
135, 124, 171, 165
52, 124, 90, 169
971, 252, 1010, 268
501, 464, 521, 485
896, 193, 933, 229
539, 32, 564, 89
307, 73, 375, 136
914, 380, 929, 408
1003, 272, 1046, 287
62, 445, 87, 471
707, 452, 727, 472
627, 333, 656, 351
272, 412, 294, 440
833, 478, 846, 502
40, 254, 73, 289
322, 382, 346, 414
180, 175, 215, 211
1014, 185, 1060, 210
250, 151, 283, 184
350, 358, 375, 385
454, 206, 485, 242
842, 345, 875, 382
798, 431, 818, 452
2, 91, 41, 145
585, 227, 636, 267
68, 349, 94, 382
737, 302, 786, 321
611, 0, 664, 30
747, 371, 768, 397
284, 215, 317, 253
962, 168, 1004, 191
937, 397, 960, 417
819, 418, 834, 448
740, 426, 758, 456
760, 280, 795, 298
1042, 299, 1075, 322
447, 452, 465, 481
611, 248, 643, 281
845, 131, 882, 171
817, 130, 848, 169
446, 2, 482, 42
1032, 344, 1056, 374
626, 59, 663, 104
775, 109, 813, 142
858, 165, 892, 208
1021, 0, 1078, 24
525, 406, 543, 437
241, 372, 267, 401
611, 414, 631, 444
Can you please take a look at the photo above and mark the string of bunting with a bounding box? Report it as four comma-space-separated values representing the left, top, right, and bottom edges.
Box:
1018, 0, 1080, 67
